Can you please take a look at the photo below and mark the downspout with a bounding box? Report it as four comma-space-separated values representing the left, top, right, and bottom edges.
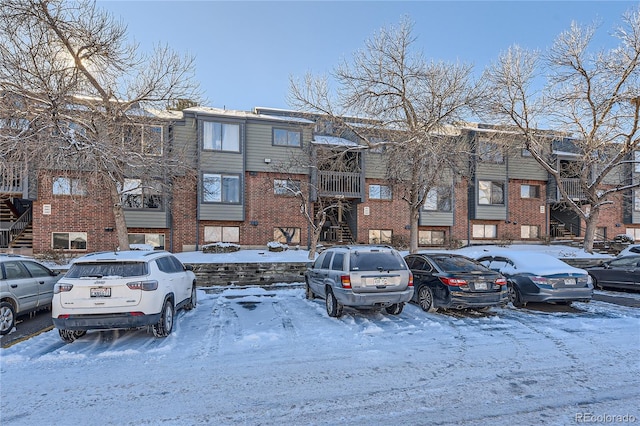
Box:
194, 112, 201, 251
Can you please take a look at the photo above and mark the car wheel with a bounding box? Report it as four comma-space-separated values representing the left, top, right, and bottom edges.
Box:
385, 303, 404, 315
417, 286, 437, 313
152, 300, 174, 337
305, 282, 315, 300
185, 285, 197, 311
590, 275, 601, 290
508, 283, 524, 308
325, 288, 343, 318
0, 302, 16, 335
59, 329, 86, 343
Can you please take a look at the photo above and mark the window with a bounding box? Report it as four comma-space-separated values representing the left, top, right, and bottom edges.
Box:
596, 227, 606, 240
520, 225, 539, 239
120, 179, 163, 209
142, 126, 163, 156
2, 261, 29, 279
472, 224, 497, 238
53, 177, 86, 196
156, 256, 184, 274
22, 261, 52, 278
626, 228, 640, 242
273, 128, 301, 147
419, 230, 446, 245
369, 229, 392, 244
369, 184, 392, 200
423, 187, 452, 212
273, 227, 301, 244
331, 253, 345, 271
274, 179, 301, 196
520, 184, 540, 199
635, 151, 640, 173
202, 173, 240, 203
477, 141, 504, 163
52, 232, 87, 250
635, 189, 640, 211
204, 226, 240, 243
478, 180, 504, 205
203, 121, 240, 151
128, 233, 165, 249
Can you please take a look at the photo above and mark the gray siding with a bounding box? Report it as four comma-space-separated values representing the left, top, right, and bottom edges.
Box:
475, 204, 507, 220
419, 211, 454, 226
476, 162, 507, 180
507, 152, 548, 180
199, 203, 244, 221
124, 210, 168, 228
245, 121, 312, 174
363, 151, 387, 179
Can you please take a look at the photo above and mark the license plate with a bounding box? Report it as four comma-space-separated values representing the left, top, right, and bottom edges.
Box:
372, 277, 388, 286
474, 282, 488, 290
90, 287, 111, 297
564, 279, 576, 285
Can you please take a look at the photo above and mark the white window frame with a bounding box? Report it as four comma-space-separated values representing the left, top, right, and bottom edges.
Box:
128, 233, 165, 249
120, 178, 163, 210
520, 184, 540, 199
273, 227, 301, 244
274, 179, 301, 196
418, 230, 446, 245
423, 187, 452, 212
520, 225, 540, 239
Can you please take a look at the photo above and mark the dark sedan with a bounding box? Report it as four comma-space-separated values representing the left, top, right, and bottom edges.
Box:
404, 253, 508, 312
586, 255, 640, 292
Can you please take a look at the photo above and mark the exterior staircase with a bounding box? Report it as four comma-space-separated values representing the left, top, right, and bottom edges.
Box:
0, 198, 33, 253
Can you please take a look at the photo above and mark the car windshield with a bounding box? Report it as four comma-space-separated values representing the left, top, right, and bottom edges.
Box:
432, 255, 487, 273
350, 251, 404, 271
65, 262, 148, 278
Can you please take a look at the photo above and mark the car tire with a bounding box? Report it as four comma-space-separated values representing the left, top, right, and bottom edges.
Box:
59, 329, 86, 343
305, 282, 315, 300
325, 288, 343, 318
152, 300, 174, 337
0, 302, 16, 335
385, 303, 404, 315
590, 275, 601, 290
508, 283, 524, 308
185, 285, 197, 311
417, 286, 437, 313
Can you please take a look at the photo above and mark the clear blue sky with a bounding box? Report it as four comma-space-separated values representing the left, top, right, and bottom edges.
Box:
100, 1, 637, 112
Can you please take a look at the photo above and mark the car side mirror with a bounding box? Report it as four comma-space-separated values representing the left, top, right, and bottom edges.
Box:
185, 264, 194, 271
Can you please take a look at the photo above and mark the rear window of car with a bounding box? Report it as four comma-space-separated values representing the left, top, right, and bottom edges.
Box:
431, 256, 488, 273
350, 251, 405, 271
65, 262, 148, 278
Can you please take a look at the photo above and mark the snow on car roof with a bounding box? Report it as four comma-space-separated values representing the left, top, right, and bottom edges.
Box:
470, 247, 588, 275
73, 250, 168, 262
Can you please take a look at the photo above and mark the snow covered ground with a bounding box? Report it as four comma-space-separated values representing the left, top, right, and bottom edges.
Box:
1, 283, 639, 425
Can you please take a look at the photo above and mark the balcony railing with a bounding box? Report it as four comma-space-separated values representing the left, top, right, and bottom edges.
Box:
317, 171, 362, 198
0, 205, 31, 248
0, 163, 25, 194
557, 178, 586, 201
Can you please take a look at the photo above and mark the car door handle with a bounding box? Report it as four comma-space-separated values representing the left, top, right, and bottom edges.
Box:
10, 284, 17, 288
39, 281, 46, 284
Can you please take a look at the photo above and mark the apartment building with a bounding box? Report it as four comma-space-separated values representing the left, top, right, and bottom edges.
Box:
0, 106, 635, 255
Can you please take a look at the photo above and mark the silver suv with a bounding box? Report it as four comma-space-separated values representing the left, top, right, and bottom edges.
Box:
1, 254, 61, 335
52, 250, 196, 342
305, 245, 414, 317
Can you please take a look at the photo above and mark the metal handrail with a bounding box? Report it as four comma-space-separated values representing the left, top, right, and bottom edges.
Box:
2, 205, 32, 248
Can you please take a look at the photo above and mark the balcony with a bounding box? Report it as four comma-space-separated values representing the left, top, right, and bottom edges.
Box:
317, 171, 362, 198
558, 178, 586, 201
0, 163, 26, 194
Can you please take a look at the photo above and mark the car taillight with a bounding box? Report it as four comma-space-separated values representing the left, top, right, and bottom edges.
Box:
408, 272, 413, 287
54, 283, 73, 294
530, 276, 550, 285
495, 278, 507, 286
340, 275, 351, 288
127, 280, 158, 291
438, 277, 468, 286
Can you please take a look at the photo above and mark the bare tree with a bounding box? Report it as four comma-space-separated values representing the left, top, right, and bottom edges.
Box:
482, 6, 640, 252
0, 0, 201, 250
289, 17, 479, 253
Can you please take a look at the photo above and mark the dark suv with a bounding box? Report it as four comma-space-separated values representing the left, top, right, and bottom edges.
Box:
305, 245, 414, 317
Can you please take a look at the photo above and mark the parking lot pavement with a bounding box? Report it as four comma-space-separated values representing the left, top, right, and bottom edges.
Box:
593, 292, 640, 308
0, 309, 53, 349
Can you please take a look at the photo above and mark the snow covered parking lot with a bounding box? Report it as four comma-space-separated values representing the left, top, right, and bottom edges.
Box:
1, 285, 639, 425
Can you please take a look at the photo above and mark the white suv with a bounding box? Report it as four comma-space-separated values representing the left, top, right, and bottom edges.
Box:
52, 250, 196, 343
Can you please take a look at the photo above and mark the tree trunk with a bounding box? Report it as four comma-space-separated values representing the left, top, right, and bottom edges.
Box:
110, 185, 130, 251
582, 207, 601, 254
409, 205, 420, 254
